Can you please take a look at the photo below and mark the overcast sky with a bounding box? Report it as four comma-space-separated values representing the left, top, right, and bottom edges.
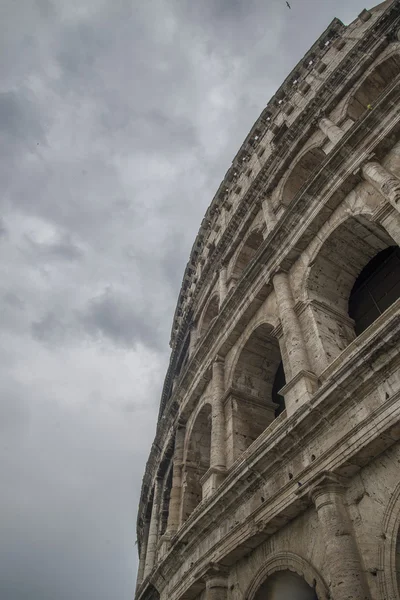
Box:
0, 1, 372, 599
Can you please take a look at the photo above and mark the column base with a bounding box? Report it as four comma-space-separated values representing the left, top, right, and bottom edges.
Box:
200, 466, 226, 500
279, 370, 319, 417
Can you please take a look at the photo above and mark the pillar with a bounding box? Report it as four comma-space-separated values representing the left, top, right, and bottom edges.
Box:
189, 323, 197, 356
219, 267, 227, 308
143, 478, 162, 579
202, 356, 227, 498
273, 271, 318, 415
273, 272, 310, 374
205, 575, 228, 600
362, 161, 400, 212
261, 196, 277, 238
319, 117, 345, 144
211, 356, 226, 471
311, 475, 371, 600
136, 519, 150, 589
165, 426, 185, 534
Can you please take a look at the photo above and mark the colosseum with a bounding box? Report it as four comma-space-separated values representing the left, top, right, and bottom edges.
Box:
135, 2, 400, 599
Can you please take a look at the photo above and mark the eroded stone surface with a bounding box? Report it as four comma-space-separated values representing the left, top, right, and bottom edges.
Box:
135, 3, 400, 600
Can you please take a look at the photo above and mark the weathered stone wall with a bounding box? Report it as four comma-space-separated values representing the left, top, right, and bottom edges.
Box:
136, 3, 400, 600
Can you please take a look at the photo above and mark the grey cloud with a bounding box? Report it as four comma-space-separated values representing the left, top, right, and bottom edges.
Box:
79, 287, 163, 350
31, 311, 68, 344
0, 89, 45, 143
24, 231, 84, 262
0, 0, 371, 599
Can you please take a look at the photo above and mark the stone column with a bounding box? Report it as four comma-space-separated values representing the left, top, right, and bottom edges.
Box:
205, 575, 228, 600
211, 356, 226, 471
319, 117, 345, 144
362, 161, 400, 212
219, 267, 227, 308
165, 426, 185, 534
273, 271, 317, 415
143, 478, 162, 579
311, 475, 371, 600
261, 196, 277, 238
189, 324, 197, 357
136, 519, 150, 589
202, 357, 227, 498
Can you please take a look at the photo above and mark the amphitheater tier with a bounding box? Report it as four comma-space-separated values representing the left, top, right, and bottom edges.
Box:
135, 3, 400, 600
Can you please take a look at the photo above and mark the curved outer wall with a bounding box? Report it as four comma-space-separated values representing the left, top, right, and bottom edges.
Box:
135, 3, 400, 600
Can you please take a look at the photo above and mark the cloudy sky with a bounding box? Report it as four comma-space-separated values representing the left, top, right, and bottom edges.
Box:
0, 0, 371, 598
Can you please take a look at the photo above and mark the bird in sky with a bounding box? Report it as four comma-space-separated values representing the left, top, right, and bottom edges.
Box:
286, 1, 291, 8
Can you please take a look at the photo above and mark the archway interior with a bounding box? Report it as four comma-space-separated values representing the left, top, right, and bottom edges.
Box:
306, 217, 395, 365
272, 361, 286, 417
181, 405, 211, 522
254, 570, 318, 600
347, 54, 400, 121
229, 324, 285, 459
349, 246, 400, 335
281, 147, 326, 207
231, 231, 264, 283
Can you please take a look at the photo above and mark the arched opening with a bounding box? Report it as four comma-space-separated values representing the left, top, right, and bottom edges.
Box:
199, 295, 219, 337
230, 230, 264, 285
272, 361, 286, 418
281, 147, 326, 207
349, 246, 400, 335
180, 404, 211, 522
306, 216, 397, 370
347, 54, 400, 121
226, 324, 286, 466
254, 570, 318, 600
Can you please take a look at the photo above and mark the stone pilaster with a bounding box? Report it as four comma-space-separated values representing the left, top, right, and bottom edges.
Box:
143, 478, 162, 579
261, 196, 277, 238
273, 271, 318, 415
165, 425, 185, 534
219, 267, 227, 308
200, 565, 229, 600
205, 575, 228, 600
319, 117, 345, 144
361, 161, 400, 213
136, 519, 150, 590
189, 324, 197, 356
310, 473, 371, 600
202, 357, 227, 496
211, 356, 226, 471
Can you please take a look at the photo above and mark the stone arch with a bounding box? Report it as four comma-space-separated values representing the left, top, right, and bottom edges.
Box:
245, 552, 329, 600
180, 402, 212, 523
224, 322, 287, 465
280, 146, 326, 207
197, 293, 219, 338
344, 45, 400, 122
378, 480, 400, 600
304, 214, 398, 369
229, 228, 264, 288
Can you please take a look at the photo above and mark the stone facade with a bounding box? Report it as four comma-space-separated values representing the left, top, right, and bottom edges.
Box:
135, 3, 400, 599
